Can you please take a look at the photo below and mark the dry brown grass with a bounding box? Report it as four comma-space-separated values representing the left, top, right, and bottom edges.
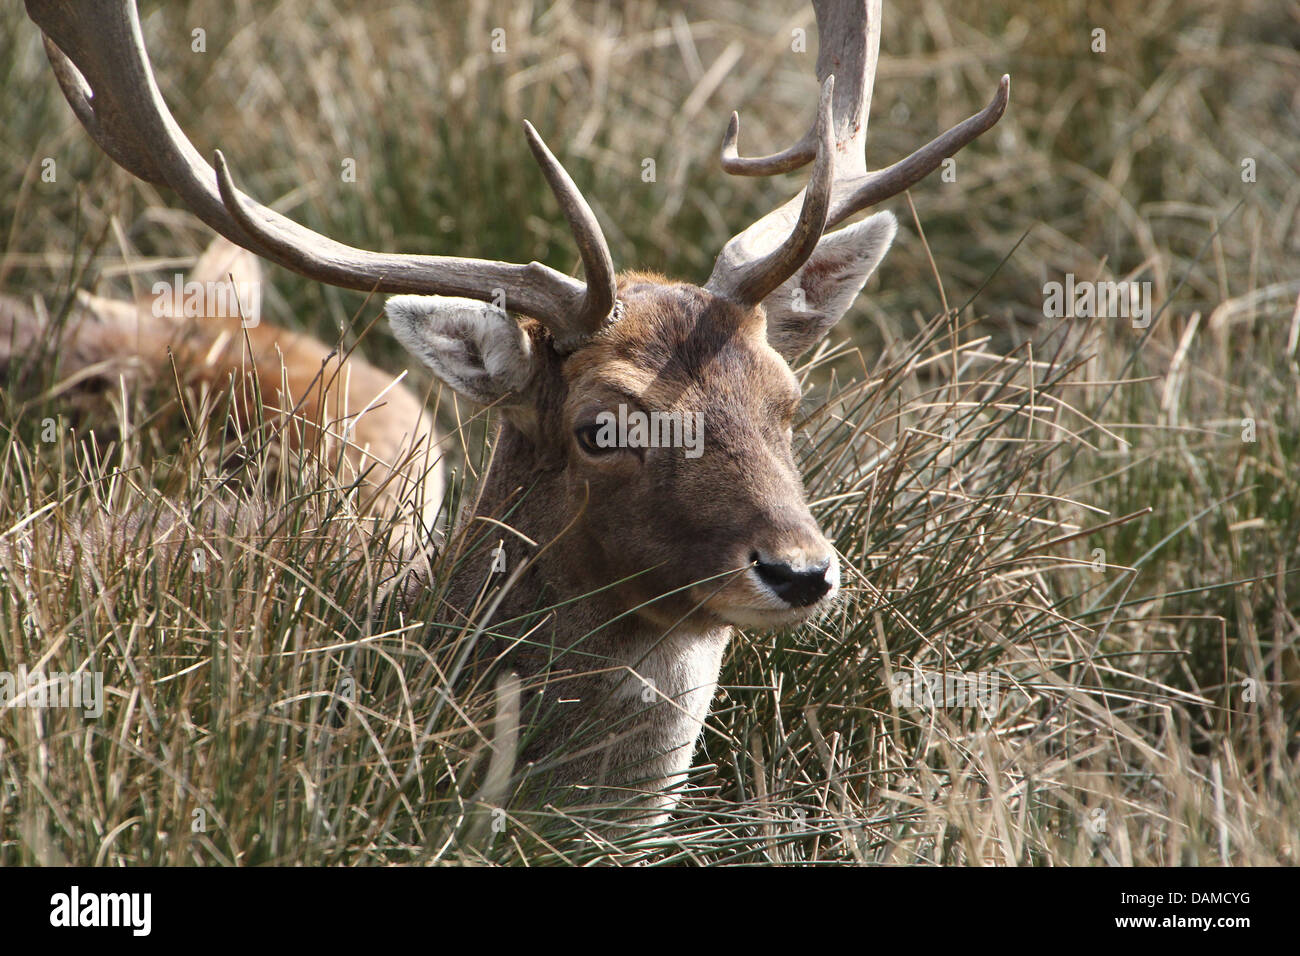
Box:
1, 0, 1296, 864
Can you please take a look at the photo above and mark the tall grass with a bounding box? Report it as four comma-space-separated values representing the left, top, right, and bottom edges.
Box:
1, 0, 1296, 864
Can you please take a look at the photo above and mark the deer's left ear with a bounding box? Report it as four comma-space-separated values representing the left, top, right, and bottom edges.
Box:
762, 211, 897, 361
386, 295, 539, 406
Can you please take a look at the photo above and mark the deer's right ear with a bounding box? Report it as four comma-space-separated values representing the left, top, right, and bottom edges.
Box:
386, 295, 538, 407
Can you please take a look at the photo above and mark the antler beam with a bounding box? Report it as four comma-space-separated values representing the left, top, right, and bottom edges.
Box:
25, 0, 617, 352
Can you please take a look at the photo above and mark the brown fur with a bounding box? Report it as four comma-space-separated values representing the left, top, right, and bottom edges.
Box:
4, 257, 840, 823
0, 247, 440, 536
439, 274, 836, 815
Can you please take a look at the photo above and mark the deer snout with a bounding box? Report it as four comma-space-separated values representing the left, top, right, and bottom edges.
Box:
750, 548, 839, 608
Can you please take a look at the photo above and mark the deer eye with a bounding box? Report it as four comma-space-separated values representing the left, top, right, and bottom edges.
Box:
574, 423, 615, 456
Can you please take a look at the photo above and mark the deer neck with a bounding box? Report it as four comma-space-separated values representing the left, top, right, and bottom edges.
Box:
445, 421, 731, 806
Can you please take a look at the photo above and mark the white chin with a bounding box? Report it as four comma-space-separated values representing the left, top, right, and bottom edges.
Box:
716, 603, 824, 629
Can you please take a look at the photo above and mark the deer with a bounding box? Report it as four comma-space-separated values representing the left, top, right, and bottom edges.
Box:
0, 235, 444, 538
18, 0, 1008, 822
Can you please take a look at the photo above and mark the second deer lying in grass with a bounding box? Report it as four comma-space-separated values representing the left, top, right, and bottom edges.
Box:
1, 235, 442, 539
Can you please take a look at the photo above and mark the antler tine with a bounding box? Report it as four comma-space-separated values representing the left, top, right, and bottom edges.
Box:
521, 121, 618, 348
706, 76, 836, 306
26, 0, 618, 352
710, 0, 1009, 294
828, 75, 1008, 230
720, 114, 818, 177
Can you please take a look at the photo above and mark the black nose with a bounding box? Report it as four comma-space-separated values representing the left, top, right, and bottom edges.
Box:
751, 552, 832, 607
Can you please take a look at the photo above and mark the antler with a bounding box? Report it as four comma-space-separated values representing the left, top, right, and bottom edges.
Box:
25, 0, 617, 353
717, 76, 836, 307
706, 0, 1009, 303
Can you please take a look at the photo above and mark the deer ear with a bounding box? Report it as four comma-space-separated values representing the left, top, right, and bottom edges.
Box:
386, 295, 538, 406
762, 211, 897, 361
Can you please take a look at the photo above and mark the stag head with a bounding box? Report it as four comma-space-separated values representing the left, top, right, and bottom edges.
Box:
386, 247, 896, 629
26, 0, 1007, 629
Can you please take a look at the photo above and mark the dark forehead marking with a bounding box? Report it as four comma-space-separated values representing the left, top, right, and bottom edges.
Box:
607, 281, 767, 404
